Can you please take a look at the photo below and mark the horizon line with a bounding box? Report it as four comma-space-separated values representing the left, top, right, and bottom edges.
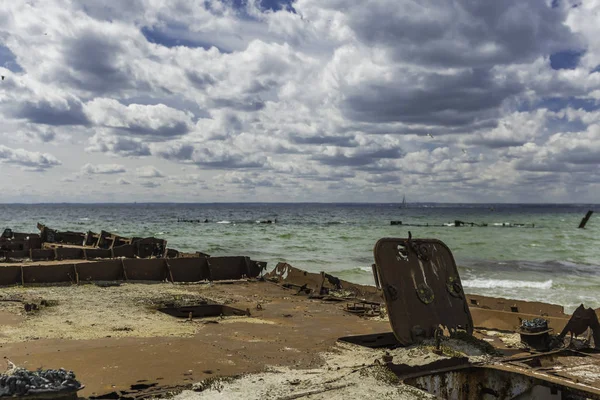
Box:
0, 201, 598, 206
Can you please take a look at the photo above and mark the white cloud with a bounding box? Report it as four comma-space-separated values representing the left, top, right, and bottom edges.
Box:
84, 99, 194, 138
1, 0, 600, 202
80, 163, 126, 175
0, 145, 61, 171
136, 166, 165, 178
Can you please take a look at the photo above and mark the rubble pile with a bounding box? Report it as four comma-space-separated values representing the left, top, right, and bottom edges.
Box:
0, 367, 81, 397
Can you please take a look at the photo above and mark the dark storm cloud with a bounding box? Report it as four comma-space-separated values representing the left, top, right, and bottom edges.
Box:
290, 134, 357, 147
348, 0, 578, 68
79, 1, 146, 21
211, 97, 266, 112
153, 143, 195, 161
467, 137, 526, 149
62, 30, 133, 93
341, 68, 522, 128
193, 154, 267, 169
312, 147, 404, 167
116, 121, 191, 138
11, 99, 90, 126
185, 71, 217, 89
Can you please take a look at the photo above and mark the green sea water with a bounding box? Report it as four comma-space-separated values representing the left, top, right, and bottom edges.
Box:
1, 203, 598, 312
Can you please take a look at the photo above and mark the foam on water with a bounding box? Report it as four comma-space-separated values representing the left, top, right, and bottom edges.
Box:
463, 278, 553, 290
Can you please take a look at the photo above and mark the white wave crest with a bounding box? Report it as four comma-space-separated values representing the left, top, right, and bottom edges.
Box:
360, 266, 372, 272
217, 220, 231, 224
463, 278, 553, 290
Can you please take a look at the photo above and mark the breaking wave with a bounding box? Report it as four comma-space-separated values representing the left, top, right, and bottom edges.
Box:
462, 278, 553, 290
216, 220, 231, 224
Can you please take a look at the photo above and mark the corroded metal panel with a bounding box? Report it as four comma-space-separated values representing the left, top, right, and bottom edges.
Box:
0, 265, 22, 286
373, 237, 473, 346
112, 244, 136, 258
56, 247, 85, 260
84, 248, 112, 259
123, 258, 168, 281
207, 256, 251, 281
22, 264, 76, 284
75, 260, 124, 282
31, 249, 55, 261
168, 257, 209, 282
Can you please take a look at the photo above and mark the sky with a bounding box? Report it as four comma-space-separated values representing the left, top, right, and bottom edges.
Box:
1, 0, 600, 203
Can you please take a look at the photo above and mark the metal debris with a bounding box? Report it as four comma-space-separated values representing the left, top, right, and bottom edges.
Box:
559, 304, 600, 349
157, 303, 249, 319
518, 318, 553, 351
0, 367, 82, 397
265, 262, 382, 303
344, 302, 381, 317
373, 236, 473, 346
0, 224, 267, 286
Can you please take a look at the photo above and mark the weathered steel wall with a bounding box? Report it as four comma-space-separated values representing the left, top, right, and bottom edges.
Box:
0, 256, 266, 286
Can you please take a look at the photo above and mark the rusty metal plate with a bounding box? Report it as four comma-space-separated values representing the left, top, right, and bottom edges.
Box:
75, 260, 124, 282
123, 258, 168, 281
373, 237, 473, 346
167, 257, 209, 282
22, 264, 76, 284
6, 250, 29, 260
84, 248, 112, 259
207, 256, 251, 281
0, 266, 22, 286
112, 244, 135, 258
55, 247, 85, 260
31, 249, 55, 261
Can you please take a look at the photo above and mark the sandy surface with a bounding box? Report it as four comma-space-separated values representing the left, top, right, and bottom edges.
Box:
168, 337, 493, 400
0, 282, 395, 396
0, 281, 547, 398
0, 283, 233, 342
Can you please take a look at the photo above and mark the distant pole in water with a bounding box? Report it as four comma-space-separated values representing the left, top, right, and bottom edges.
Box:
578, 210, 594, 229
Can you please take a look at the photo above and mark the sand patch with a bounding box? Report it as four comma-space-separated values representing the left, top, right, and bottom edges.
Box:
0, 283, 247, 342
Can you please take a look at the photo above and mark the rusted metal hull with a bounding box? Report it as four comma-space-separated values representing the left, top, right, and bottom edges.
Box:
0, 256, 266, 286
403, 350, 600, 399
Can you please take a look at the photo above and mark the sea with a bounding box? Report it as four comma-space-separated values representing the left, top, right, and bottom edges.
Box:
1, 203, 598, 313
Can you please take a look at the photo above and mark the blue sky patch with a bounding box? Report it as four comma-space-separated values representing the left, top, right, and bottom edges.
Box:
550, 50, 584, 70
227, 0, 295, 12
516, 96, 600, 114
141, 27, 227, 52
0, 45, 23, 72
259, 0, 295, 12
539, 97, 599, 112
